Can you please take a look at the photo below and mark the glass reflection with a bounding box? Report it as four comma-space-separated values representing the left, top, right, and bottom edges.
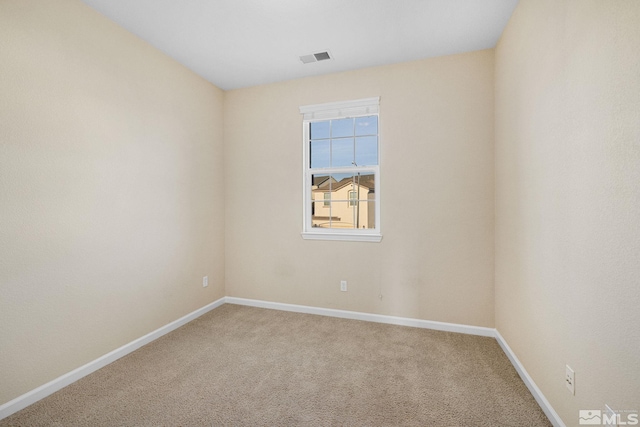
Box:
310, 172, 375, 229
310, 121, 330, 140
310, 140, 330, 168
355, 116, 377, 136
355, 136, 377, 166
331, 118, 354, 138
331, 138, 354, 167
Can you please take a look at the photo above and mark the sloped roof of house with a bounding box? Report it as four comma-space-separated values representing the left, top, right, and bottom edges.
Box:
312, 175, 375, 193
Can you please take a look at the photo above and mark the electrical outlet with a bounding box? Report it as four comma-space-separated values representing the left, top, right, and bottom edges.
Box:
565, 365, 575, 395
340, 280, 347, 292
203, 276, 208, 288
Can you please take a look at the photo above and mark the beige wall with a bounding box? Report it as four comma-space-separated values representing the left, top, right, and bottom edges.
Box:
495, 0, 640, 424
224, 51, 495, 328
0, 0, 225, 405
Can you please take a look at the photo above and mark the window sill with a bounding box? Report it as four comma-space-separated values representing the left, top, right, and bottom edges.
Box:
301, 232, 383, 243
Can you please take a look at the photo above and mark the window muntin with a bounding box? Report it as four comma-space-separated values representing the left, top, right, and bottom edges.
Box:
300, 97, 381, 242
310, 116, 378, 169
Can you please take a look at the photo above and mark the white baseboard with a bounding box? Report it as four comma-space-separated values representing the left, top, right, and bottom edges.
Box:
495, 330, 565, 427
225, 297, 496, 337
0, 297, 225, 421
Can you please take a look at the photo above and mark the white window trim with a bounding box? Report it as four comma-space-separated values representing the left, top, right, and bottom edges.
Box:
300, 97, 382, 243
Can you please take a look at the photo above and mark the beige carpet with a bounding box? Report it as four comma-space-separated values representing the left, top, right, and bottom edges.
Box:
1, 304, 551, 426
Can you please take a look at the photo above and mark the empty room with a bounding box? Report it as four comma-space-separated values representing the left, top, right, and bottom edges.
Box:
1, 0, 638, 426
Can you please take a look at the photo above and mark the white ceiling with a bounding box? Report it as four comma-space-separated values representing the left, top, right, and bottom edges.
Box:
80, 0, 519, 91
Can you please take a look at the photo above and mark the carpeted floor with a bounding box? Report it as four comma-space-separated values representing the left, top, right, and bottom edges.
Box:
1, 304, 551, 426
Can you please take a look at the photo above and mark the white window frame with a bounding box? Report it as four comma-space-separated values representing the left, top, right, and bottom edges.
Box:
299, 97, 382, 242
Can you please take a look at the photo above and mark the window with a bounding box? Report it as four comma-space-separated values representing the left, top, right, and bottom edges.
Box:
300, 97, 381, 242
349, 191, 357, 207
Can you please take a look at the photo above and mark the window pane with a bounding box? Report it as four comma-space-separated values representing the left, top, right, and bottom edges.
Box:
355, 201, 376, 229
356, 172, 375, 193
310, 121, 330, 140
313, 200, 376, 230
331, 172, 352, 183
311, 174, 331, 201
328, 174, 374, 201
331, 118, 354, 138
355, 116, 377, 136
310, 140, 330, 168
308, 173, 373, 230
331, 138, 354, 167
355, 136, 378, 166
312, 201, 331, 228
330, 174, 354, 203
325, 200, 353, 229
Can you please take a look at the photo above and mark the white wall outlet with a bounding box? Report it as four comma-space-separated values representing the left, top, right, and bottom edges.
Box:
340, 280, 347, 292
565, 365, 575, 395
203, 276, 208, 288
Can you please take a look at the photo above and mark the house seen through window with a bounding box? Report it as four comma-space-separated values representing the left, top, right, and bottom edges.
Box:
300, 97, 381, 242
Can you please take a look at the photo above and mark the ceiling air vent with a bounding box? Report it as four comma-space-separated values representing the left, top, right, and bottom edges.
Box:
299, 51, 332, 64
